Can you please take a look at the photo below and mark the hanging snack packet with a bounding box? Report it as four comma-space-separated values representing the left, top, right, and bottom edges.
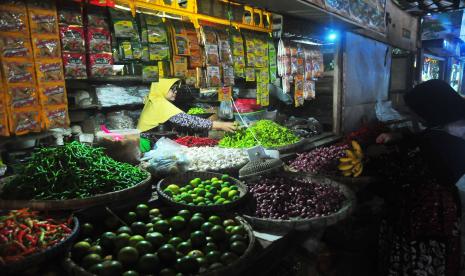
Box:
26, 0, 55, 10
294, 75, 304, 107
303, 80, 316, 100
60, 26, 85, 52
186, 70, 196, 86
110, 9, 137, 38
268, 40, 277, 82
205, 44, 219, 65
231, 31, 244, 57
9, 109, 41, 135
282, 76, 291, 94
3, 61, 35, 84
0, 36, 31, 58
233, 63, 244, 78
87, 27, 111, 53
36, 62, 64, 83
174, 35, 189, 56
142, 65, 159, 82
222, 65, 234, 86
63, 53, 87, 79
0, 112, 9, 137
43, 105, 69, 129
244, 34, 256, 67
311, 49, 324, 78
40, 84, 67, 105
33, 38, 60, 58
206, 66, 221, 87
58, 7, 83, 26
0, 10, 27, 32
304, 48, 313, 80
29, 11, 58, 34
147, 24, 168, 44
173, 56, 188, 78
87, 13, 109, 29
217, 30, 232, 65
89, 53, 113, 77
245, 67, 255, 82
7, 86, 37, 108
201, 26, 218, 45
189, 49, 203, 68
149, 43, 170, 61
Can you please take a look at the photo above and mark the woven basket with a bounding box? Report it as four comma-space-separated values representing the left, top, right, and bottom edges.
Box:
62, 214, 255, 276
243, 173, 355, 233
157, 171, 248, 212
0, 170, 152, 211
267, 138, 307, 153
0, 217, 79, 274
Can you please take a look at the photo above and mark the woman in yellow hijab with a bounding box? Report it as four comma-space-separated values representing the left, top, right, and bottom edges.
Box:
137, 78, 236, 133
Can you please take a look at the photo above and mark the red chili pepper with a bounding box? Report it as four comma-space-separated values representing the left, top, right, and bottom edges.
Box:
60, 224, 72, 233
17, 230, 26, 245
0, 234, 8, 243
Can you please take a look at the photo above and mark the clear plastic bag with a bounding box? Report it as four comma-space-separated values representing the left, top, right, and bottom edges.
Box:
142, 137, 188, 175
219, 100, 233, 120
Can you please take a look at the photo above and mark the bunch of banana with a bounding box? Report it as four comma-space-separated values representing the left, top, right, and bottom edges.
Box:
338, 140, 363, 177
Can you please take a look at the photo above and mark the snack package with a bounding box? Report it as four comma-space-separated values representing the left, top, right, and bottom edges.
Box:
3, 61, 35, 84
36, 62, 64, 83
245, 34, 256, 67
174, 35, 189, 56
26, 0, 56, 10
2, 0, 26, 8
88, 53, 113, 77
58, 7, 83, 26
87, 27, 111, 53
296, 57, 305, 75
196, 67, 206, 88
257, 82, 269, 107
32, 38, 60, 58
282, 76, 291, 94
149, 44, 170, 61
158, 61, 170, 78
245, 67, 255, 82
9, 108, 41, 135
110, 9, 137, 38
0, 112, 9, 137
256, 68, 270, 84
87, 13, 109, 29
205, 44, 219, 65
147, 24, 168, 44
173, 56, 188, 78
268, 41, 277, 82
304, 48, 313, 80
233, 64, 244, 78
218, 86, 232, 101
222, 65, 234, 86
186, 70, 196, 86
201, 26, 217, 45
62, 53, 87, 79
40, 84, 67, 105
186, 32, 200, 51
231, 31, 245, 57
7, 86, 37, 108
303, 80, 316, 100
188, 49, 203, 68
29, 11, 58, 34
0, 36, 32, 58
60, 26, 85, 53
118, 40, 134, 60
206, 66, 221, 87
294, 75, 304, 107
311, 49, 324, 78
142, 65, 158, 82
0, 10, 27, 32
43, 105, 69, 129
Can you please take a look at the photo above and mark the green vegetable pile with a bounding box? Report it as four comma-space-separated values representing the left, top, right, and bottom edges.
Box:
163, 174, 240, 206
219, 120, 300, 148
1, 141, 147, 200
187, 107, 206, 115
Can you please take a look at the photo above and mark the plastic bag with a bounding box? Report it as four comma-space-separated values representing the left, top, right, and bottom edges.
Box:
219, 100, 233, 120
375, 101, 403, 122
142, 137, 188, 175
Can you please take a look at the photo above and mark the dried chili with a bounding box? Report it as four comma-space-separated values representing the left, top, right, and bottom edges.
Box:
175, 136, 219, 147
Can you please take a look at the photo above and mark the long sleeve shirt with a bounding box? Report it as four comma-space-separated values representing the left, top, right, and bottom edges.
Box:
168, 113, 212, 132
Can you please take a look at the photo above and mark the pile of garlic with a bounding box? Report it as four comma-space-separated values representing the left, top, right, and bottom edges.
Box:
182, 147, 249, 171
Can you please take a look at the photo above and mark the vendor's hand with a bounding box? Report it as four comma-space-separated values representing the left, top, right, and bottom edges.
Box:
213, 121, 237, 133
376, 132, 401, 144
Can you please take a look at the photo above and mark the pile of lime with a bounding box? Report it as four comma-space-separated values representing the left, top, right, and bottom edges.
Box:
71, 204, 249, 275
163, 174, 241, 206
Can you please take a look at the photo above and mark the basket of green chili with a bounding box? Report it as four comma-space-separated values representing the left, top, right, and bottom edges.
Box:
0, 142, 151, 211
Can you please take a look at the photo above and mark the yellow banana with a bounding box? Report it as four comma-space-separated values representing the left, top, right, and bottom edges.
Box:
345, 149, 356, 160
342, 170, 352, 177
351, 140, 364, 159
353, 164, 363, 177
339, 157, 352, 163
352, 162, 362, 172
338, 163, 354, 171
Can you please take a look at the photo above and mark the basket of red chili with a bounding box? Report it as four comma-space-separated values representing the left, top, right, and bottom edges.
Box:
0, 208, 79, 274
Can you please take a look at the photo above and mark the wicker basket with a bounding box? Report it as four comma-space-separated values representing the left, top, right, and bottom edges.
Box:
267, 138, 307, 154
62, 215, 256, 276
157, 171, 248, 212
0, 170, 152, 211
0, 217, 79, 274
243, 173, 355, 233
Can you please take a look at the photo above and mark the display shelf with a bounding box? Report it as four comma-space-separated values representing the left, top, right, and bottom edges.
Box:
66, 76, 152, 85
68, 103, 144, 111
0, 131, 54, 147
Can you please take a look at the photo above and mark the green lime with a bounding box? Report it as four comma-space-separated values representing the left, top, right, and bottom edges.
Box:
72, 241, 91, 260
137, 253, 160, 274
177, 210, 191, 220
189, 216, 205, 230
81, 253, 102, 269
125, 212, 138, 224
181, 193, 193, 203
114, 233, 131, 251
159, 268, 177, 276
164, 189, 173, 197
190, 178, 201, 186
145, 232, 165, 249
99, 232, 116, 252
135, 240, 153, 255
231, 225, 246, 236
146, 222, 153, 229
190, 231, 206, 248
220, 252, 238, 265
209, 262, 224, 270
136, 204, 150, 220
210, 187, 218, 194
206, 236, 213, 243
221, 174, 229, 180
228, 190, 238, 199
149, 208, 160, 217
169, 216, 186, 231
230, 234, 246, 243
198, 189, 206, 197
117, 246, 139, 266
225, 225, 235, 234
205, 250, 221, 264
196, 256, 207, 267
177, 241, 192, 254
89, 245, 103, 256
192, 212, 204, 218
210, 225, 226, 241
223, 219, 236, 227
88, 263, 104, 274
223, 200, 231, 204
122, 270, 139, 276
205, 192, 214, 200
187, 250, 204, 258
117, 226, 133, 235
157, 244, 177, 264
153, 220, 170, 234
220, 187, 230, 198
215, 198, 225, 204
208, 215, 222, 225
167, 184, 180, 194
230, 185, 238, 191
168, 236, 183, 247
100, 260, 123, 276
128, 235, 145, 247
201, 222, 214, 234
230, 241, 247, 255
211, 177, 219, 182
212, 182, 221, 189
131, 221, 148, 236
213, 195, 220, 201
180, 187, 187, 193
204, 242, 218, 252
81, 223, 94, 237
223, 181, 230, 186
175, 256, 199, 274
82, 237, 93, 244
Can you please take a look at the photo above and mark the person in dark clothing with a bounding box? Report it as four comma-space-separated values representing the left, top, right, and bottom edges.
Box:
376, 79, 465, 276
